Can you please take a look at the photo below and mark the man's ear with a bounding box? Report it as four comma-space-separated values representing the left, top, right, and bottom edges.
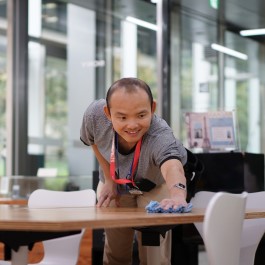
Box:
151, 100, 156, 114
104, 105, 112, 120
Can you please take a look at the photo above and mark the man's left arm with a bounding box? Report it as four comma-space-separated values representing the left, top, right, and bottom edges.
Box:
160, 159, 187, 209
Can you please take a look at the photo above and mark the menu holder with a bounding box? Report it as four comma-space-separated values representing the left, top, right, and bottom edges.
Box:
185, 110, 238, 152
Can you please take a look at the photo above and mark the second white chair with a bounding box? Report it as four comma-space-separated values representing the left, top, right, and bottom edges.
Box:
239, 191, 265, 265
191, 191, 247, 265
191, 191, 265, 265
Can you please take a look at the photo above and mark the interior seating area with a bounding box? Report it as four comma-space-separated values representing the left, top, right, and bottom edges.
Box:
0, 0, 265, 264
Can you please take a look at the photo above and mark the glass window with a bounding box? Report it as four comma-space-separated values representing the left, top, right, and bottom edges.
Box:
44, 56, 67, 175
27, 0, 157, 180
113, 0, 157, 98
224, 31, 261, 152
173, 12, 218, 146
28, 0, 68, 177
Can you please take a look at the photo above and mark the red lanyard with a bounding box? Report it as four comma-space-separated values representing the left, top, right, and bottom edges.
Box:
110, 132, 142, 187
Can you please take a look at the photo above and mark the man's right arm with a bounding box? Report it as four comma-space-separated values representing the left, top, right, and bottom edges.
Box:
91, 144, 111, 180
91, 144, 119, 207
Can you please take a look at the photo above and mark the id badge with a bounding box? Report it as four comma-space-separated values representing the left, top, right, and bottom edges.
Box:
129, 188, 143, 195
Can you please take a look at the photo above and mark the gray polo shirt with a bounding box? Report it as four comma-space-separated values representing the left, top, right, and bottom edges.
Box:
80, 99, 187, 186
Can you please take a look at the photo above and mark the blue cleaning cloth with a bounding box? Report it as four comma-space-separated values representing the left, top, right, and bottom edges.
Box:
145, 200, 193, 213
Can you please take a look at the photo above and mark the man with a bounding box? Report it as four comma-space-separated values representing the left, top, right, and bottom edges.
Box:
80, 77, 187, 265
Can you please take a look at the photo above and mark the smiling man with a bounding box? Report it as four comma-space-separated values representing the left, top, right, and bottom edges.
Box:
80, 77, 187, 265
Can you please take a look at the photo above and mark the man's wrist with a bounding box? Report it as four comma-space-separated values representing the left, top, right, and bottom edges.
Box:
171, 183, 186, 191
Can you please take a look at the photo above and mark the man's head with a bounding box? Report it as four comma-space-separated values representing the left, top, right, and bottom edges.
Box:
106, 78, 154, 110
104, 77, 156, 148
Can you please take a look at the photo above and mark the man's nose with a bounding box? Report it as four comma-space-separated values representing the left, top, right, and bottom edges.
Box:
127, 119, 138, 128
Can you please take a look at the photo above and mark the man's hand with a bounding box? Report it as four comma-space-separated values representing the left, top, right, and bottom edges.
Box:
97, 180, 120, 207
159, 193, 188, 210
160, 159, 188, 210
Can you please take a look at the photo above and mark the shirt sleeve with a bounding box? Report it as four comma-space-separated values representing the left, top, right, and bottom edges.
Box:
146, 117, 187, 167
80, 100, 100, 146
156, 133, 187, 167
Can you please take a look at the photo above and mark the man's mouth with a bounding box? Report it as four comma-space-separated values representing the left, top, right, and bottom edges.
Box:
126, 130, 139, 135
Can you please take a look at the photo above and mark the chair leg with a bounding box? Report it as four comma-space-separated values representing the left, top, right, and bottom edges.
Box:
146, 246, 161, 265
11, 246, 28, 265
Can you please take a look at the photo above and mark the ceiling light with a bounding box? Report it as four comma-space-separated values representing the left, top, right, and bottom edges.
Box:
209, 0, 219, 9
240, 28, 265, 36
211, 43, 248, 60
125, 16, 157, 31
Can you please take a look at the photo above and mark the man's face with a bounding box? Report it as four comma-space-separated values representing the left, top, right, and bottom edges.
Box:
104, 87, 156, 148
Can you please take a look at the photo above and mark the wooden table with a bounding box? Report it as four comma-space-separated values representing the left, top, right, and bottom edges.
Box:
0, 199, 27, 205
0, 205, 265, 265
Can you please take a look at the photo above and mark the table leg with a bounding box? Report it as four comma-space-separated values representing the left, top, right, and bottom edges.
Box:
4, 245, 11, 260
11, 246, 28, 265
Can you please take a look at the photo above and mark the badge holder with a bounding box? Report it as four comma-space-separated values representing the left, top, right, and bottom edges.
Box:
129, 186, 143, 195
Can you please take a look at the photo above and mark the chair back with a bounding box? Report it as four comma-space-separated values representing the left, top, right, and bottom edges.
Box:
240, 191, 265, 265
190, 191, 216, 237
203, 192, 247, 265
28, 189, 96, 265
28, 189, 96, 208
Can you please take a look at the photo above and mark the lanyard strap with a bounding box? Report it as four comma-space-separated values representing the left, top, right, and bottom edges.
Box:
110, 132, 142, 187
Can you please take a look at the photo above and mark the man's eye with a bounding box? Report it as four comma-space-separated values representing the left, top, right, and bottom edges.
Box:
139, 114, 146, 118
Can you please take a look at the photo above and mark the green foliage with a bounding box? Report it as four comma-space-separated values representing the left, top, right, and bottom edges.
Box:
44, 57, 69, 175
43, 177, 68, 191
236, 81, 248, 151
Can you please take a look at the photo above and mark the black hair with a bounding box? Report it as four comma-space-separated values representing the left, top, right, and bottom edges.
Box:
106, 77, 154, 110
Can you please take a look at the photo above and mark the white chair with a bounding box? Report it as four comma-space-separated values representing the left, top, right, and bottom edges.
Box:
191, 191, 265, 265
192, 191, 247, 265
239, 191, 265, 265
190, 191, 216, 237
0, 189, 96, 265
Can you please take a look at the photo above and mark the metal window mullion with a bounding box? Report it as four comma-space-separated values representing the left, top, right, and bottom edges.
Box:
157, 0, 170, 123
6, 0, 29, 176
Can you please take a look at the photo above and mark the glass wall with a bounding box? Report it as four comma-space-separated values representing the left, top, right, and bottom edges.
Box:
172, 3, 264, 154
224, 31, 261, 153
2, 0, 265, 182
26, 0, 157, 179
28, 0, 68, 176
112, 0, 157, 95
174, 10, 219, 147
